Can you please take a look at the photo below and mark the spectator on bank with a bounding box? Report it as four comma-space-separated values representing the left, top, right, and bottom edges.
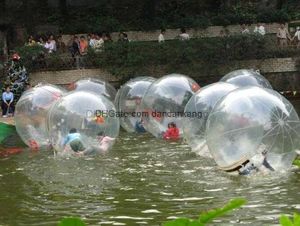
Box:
118, 32, 129, 42
1, 86, 14, 117
103, 33, 113, 42
69, 36, 80, 57
93, 33, 105, 51
292, 27, 300, 48
79, 36, 88, 55
241, 24, 250, 34
44, 37, 56, 53
49, 35, 57, 52
87, 34, 91, 45
158, 28, 166, 43
26, 35, 36, 46
37, 36, 45, 46
179, 28, 190, 41
277, 23, 291, 48
56, 35, 66, 53
89, 33, 96, 47
67, 35, 74, 49
68, 36, 80, 68
254, 23, 266, 36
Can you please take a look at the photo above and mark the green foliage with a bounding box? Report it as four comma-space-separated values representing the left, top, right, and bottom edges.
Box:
293, 159, 300, 168
163, 198, 246, 226
55, 203, 300, 226
58, 217, 86, 226
280, 213, 300, 226
1, 0, 300, 33
198, 198, 246, 224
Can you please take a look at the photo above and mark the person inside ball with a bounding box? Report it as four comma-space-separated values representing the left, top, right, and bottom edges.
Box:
230, 150, 275, 176
163, 122, 180, 140
62, 128, 85, 152
135, 118, 146, 133
76, 132, 115, 156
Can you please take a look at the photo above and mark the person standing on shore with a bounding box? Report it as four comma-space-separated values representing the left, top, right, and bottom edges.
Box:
1, 86, 14, 117
179, 28, 190, 41
158, 29, 166, 43
254, 23, 266, 36
292, 27, 300, 48
277, 23, 291, 48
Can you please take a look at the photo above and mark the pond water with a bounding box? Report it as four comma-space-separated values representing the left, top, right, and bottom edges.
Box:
0, 101, 299, 226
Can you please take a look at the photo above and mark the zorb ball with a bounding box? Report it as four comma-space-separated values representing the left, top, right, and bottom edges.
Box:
115, 76, 156, 133
47, 91, 119, 154
220, 69, 272, 89
71, 78, 117, 101
15, 84, 65, 150
183, 82, 237, 154
140, 74, 200, 138
206, 86, 299, 172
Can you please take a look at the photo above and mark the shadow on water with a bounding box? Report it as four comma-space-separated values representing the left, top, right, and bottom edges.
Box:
0, 100, 299, 225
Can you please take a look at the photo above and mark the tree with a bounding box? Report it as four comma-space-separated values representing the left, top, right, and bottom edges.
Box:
59, 0, 68, 25
0, 0, 6, 16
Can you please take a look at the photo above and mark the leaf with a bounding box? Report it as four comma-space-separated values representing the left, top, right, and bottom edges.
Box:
58, 217, 86, 226
198, 198, 246, 224
279, 215, 294, 226
293, 213, 300, 226
293, 160, 300, 168
163, 218, 204, 226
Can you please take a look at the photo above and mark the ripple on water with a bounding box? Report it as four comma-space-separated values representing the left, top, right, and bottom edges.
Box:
0, 130, 299, 225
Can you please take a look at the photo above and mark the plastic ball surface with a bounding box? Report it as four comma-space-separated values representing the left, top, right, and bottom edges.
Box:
15, 84, 66, 150
47, 91, 119, 155
71, 78, 117, 101
206, 86, 299, 171
220, 69, 272, 89
140, 74, 200, 138
183, 82, 237, 153
115, 76, 156, 132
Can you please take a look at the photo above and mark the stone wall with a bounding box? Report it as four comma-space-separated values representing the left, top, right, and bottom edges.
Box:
30, 69, 119, 86
30, 57, 300, 91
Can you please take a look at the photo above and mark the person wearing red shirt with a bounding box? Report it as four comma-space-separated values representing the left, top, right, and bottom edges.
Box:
163, 122, 180, 140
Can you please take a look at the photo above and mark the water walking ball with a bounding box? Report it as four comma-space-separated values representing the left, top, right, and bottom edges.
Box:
183, 82, 237, 154
220, 69, 273, 89
206, 86, 299, 172
115, 76, 156, 133
14, 84, 66, 150
140, 74, 200, 138
70, 78, 117, 101
47, 91, 119, 154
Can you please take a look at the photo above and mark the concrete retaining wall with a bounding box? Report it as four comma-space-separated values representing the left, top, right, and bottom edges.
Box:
30, 57, 300, 91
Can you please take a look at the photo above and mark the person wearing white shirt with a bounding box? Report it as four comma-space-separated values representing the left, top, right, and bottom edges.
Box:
158, 29, 165, 43
179, 28, 190, 41
93, 34, 104, 52
44, 38, 55, 53
292, 27, 300, 48
254, 23, 266, 36
241, 24, 250, 34
49, 35, 57, 52
89, 34, 96, 48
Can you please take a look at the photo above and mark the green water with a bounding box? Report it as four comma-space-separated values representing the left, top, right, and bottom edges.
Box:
0, 101, 300, 226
